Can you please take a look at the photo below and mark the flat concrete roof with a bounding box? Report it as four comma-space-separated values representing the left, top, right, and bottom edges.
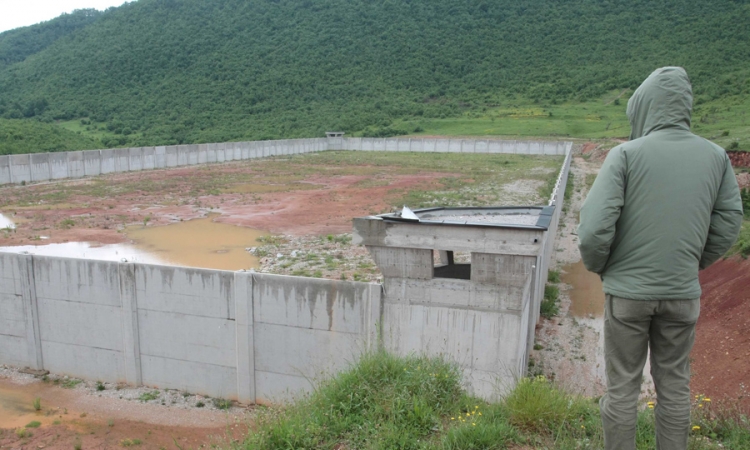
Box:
375, 206, 555, 230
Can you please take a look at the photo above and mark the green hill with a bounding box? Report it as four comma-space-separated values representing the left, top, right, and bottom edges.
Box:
0, 118, 101, 155
0, 0, 748, 151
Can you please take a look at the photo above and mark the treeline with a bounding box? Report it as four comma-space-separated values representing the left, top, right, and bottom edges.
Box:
0, 119, 100, 155
0, 0, 748, 149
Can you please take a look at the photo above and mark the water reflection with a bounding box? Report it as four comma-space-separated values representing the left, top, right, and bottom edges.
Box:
0, 212, 15, 229
561, 260, 605, 317
0, 216, 267, 271
0, 241, 167, 265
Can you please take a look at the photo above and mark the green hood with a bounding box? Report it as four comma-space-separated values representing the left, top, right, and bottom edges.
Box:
627, 67, 693, 140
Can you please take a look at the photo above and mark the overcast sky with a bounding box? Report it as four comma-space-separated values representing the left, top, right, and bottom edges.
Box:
0, 0, 130, 33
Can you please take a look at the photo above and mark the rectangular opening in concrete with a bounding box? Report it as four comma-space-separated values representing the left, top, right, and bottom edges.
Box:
434, 250, 471, 280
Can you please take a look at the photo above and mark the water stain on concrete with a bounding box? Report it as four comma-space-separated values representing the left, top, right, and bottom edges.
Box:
561, 260, 604, 318
125, 215, 267, 271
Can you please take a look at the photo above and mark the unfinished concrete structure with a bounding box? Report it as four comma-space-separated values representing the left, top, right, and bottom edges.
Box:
0, 137, 571, 402
353, 207, 556, 398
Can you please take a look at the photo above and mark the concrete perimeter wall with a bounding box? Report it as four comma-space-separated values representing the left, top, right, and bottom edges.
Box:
0, 137, 569, 185
0, 140, 573, 403
0, 252, 381, 404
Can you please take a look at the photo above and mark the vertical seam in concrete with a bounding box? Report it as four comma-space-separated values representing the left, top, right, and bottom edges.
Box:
20, 255, 43, 370
119, 263, 142, 386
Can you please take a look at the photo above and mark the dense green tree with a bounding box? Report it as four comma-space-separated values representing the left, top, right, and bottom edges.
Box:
0, 0, 747, 150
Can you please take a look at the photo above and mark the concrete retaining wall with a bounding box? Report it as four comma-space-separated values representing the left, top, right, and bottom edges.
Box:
0, 139, 573, 403
1, 137, 569, 185
0, 252, 381, 403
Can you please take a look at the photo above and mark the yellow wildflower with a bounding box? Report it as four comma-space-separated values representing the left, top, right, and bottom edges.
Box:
704, 398, 711, 402
692, 426, 700, 431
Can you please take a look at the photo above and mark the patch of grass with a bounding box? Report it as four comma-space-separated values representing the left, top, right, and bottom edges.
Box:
540, 284, 560, 319
245, 351, 462, 449
96, 381, 106, 391
195, 401, 205, 408
729, 220, 750, 258
547, 270, 560, 284
212, 398, 232, 410
61, 379, 82, 389
25, 421, 41, 428
15, 428, 32, 438
32, 397, 41, 411
120, 438, 142, 447
138, 391, 159, 402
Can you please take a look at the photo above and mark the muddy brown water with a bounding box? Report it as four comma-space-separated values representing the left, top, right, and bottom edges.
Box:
125, 215, 267, 271
0, 216, 267, 271
561, 260, 605, 318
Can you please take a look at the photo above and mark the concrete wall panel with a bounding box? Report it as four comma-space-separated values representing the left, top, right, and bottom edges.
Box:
207, 144, 217, 163
253, 274, 366, 333
49, 153, 69, 180
100, 149, 115, 174
397, 139, 410, 151
254, 323, 360, 379
33, 257, 121, 307
216, 143, 226, 163
176, 145, 188, 166
10, 154, 31, 184
41, 340, 124, 382
67, 151, 85, 179
30, 153, 50, 182
154, 146, 166, 169
114, 148, 130, 173
140, 354, 237, 399
448, 140, 462, 153
488, 141, 502, 154
142, 147, 155, 170
129, 148, 143, 172
0, 335, 31, 368
255, 370, 313, 403
385, 139, 398, 152
138, 309, 236, 367
83, 151, 101, 176
0, 156, 11, 184
195, 144, 206, 164
475, 140, 489, 154
184, 145, 197, 166
37, 297, 123, 351
135, 265, 233, 319
165, 146, 178, 168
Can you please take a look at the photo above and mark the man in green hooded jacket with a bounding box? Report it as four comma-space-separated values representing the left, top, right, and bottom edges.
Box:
578, 67, 743, 450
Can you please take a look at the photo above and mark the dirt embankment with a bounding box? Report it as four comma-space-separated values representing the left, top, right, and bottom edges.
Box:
692, 257, 750, 410
728, 151, 750, 168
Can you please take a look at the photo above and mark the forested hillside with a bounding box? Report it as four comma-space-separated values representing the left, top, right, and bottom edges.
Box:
0, 0, 748, 152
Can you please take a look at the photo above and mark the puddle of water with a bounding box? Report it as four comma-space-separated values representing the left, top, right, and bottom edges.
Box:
0, 242, 168, 265
0, 212, 15, 230
561, 260, 605, 318
0, 383, 49, 429
0, 216, 267, 271
125, 216, 266, 271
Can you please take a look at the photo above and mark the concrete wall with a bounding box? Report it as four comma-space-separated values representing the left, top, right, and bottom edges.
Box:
0, 139, 573, 403
0, 252, 380, 403
1, 137, 570, 185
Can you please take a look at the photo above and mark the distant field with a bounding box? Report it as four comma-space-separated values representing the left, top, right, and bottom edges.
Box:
397, 92, 750, 151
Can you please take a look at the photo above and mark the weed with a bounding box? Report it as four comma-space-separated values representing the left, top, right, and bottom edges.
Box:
59, 218, 76, 229
195, 401, 205, 408
25, 421, 41, 428
540, 284, 560, 319
212, 398, 232, 410
547, 270, 560, 283
52, 420, 61, 425
96, 381, 106, 391
15, 427, 32, 438
120, 438, 142, 447
533, 344, 544, 351
73, 437, 82, 450
108, 419, 115, 427
61, 379, 82, 389
32, 397, 41, 411
138, 391, 159, 402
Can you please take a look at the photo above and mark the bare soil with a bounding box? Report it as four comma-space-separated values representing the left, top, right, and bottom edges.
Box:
692, 257, 750, 411
0, 376, 251, 450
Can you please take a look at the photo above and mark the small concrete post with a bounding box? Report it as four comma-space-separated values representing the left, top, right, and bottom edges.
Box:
19, 254, 43, 370
119, 262, 142, 386
234, 271, 255, 403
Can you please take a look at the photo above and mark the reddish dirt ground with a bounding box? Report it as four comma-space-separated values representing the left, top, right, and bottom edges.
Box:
0, 379, 249, 450
0, 162, 451, 248
728, 151, 750, 168
692, 256, 750, 411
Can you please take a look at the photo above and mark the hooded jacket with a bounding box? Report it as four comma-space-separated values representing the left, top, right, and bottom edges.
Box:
578, 67, 743, 300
